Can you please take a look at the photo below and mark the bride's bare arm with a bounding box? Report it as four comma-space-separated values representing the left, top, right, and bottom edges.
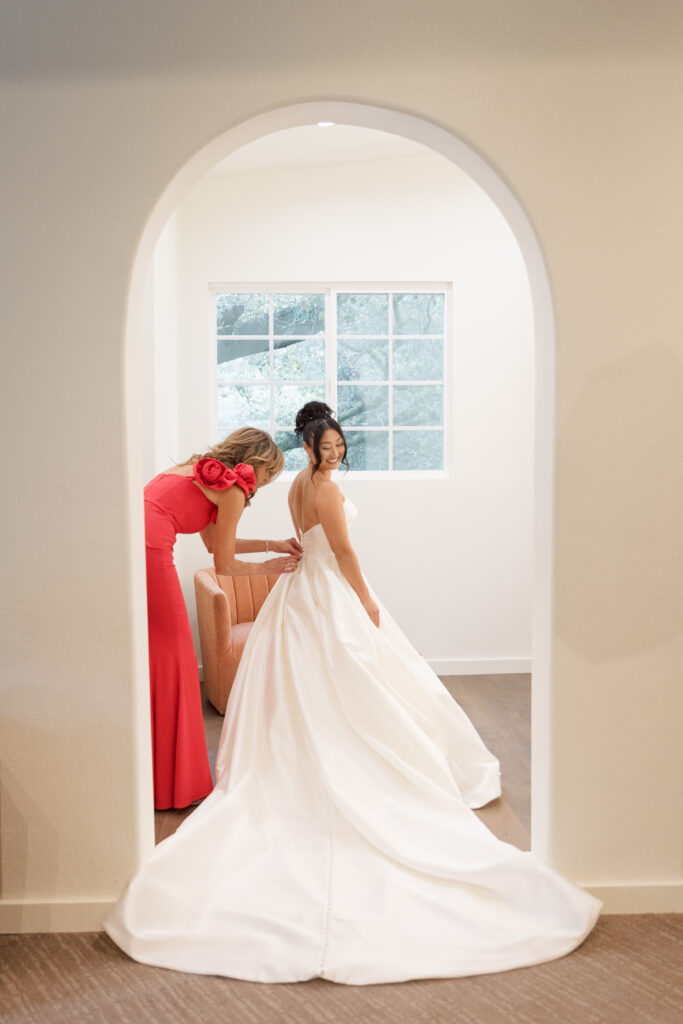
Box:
315, 481, 380, 627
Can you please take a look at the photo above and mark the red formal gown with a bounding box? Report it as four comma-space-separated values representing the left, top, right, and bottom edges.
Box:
144, 458, 255, 809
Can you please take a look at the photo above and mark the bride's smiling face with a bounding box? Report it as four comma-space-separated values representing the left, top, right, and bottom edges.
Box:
306, 428, 346, 470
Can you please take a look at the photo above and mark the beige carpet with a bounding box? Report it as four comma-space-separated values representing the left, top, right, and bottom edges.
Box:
2, 914, 682, 1023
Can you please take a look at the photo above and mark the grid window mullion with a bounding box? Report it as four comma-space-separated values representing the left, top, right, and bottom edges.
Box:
388, 295, 394, 470
215, 284, 447, 472
328, 289, 336, 414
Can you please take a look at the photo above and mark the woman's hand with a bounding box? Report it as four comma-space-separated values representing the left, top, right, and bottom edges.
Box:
270, 537, 303, 557
264, 555, 300, 575
362, 597, 380, 629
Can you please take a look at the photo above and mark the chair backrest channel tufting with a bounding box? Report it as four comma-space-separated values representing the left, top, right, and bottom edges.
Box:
207, 568, 277, 623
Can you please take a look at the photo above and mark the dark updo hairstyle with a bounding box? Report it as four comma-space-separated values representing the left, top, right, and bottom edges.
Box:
295, 401, 349, 476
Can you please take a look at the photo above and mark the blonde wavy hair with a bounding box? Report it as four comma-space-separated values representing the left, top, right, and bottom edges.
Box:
187, 428, 285, 485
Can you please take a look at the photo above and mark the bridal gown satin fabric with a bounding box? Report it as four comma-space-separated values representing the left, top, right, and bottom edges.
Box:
105, 499, 601, 984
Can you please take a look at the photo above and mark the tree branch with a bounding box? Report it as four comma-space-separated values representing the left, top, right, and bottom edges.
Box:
218, 337, 304, 364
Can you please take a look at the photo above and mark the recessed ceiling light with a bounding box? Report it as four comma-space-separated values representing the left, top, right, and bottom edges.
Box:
317, 121, 335, 128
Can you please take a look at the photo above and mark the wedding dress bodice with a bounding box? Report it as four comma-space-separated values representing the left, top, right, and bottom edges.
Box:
300, 497, 357, 562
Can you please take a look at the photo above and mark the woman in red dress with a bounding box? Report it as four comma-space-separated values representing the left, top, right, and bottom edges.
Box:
144, 427, 301, 810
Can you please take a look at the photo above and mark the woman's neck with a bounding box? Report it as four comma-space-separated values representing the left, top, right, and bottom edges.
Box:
309, 463, 332, 483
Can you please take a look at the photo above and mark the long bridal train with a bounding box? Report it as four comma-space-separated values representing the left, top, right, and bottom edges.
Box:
105, 500, 600, 984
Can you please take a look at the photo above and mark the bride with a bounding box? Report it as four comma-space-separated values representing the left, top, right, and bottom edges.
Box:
104, 402, 600, 984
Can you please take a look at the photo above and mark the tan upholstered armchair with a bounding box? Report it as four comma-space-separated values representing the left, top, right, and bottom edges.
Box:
194, 568, 279, 714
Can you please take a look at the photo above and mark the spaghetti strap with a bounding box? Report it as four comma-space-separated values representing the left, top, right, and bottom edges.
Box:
298, 476, 303, 538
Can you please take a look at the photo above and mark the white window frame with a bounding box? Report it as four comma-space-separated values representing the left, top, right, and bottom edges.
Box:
210, 282, 452, 479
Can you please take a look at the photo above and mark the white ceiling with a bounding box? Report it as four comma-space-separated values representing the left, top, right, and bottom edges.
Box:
208, 124, 431, 176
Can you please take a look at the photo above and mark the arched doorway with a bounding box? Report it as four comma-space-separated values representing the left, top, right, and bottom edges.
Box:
124, 101, 555, 861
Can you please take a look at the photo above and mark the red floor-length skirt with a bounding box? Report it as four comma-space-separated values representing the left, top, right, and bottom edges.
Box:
146, 547, 213, 809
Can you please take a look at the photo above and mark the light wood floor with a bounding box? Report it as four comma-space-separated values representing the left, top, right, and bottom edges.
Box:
155, 673, 531, 847
447, 674, 531, 849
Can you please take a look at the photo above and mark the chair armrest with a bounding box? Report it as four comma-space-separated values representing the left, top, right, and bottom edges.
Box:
194, 569, 232, 653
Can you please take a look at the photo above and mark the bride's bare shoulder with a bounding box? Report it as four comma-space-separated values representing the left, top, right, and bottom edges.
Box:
313, 478, 342, 509
287, 469, 309, 508
288, 469, 307, 495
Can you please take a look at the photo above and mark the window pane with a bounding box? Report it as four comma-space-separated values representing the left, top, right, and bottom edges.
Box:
392, 293, 444, 335
217, 293, 269, 335
218, 339, 269, 381
273, 293, 325, 336
274, 430, 308, 471
274, 383, 326, 428
273, 337, 325, 381
393, 385, 443, 426
337, 293, 388, 335
218, 383, 270, 434
393, 338, 443, 381
393, 430, 443, 470
337, 338, 388, 381
345, 430, 389, 471
338, 384, 389, 426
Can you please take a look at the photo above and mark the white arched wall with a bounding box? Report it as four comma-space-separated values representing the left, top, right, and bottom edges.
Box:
4, 5, 683, 935
125, 101, 557, 863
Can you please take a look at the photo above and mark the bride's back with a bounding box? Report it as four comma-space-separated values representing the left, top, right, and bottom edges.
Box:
288, 469, 330, 537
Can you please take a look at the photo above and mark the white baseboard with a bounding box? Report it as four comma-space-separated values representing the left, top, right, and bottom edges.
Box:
0, 899, 115, 934
584, 882, 683, 914
3, 882, 681, 934
429, 658, 532, 676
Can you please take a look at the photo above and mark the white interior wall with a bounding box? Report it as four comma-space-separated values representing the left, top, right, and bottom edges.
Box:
154, 148, 534, 667
150, 218, 182, 478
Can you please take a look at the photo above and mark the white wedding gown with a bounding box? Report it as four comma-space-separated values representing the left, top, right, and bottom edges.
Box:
105, 499, 600, 984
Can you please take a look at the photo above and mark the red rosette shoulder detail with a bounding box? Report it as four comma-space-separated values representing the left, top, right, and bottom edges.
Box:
232, 463, 256, 499
193, 458, 256, 500
193, 458, 232, 489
